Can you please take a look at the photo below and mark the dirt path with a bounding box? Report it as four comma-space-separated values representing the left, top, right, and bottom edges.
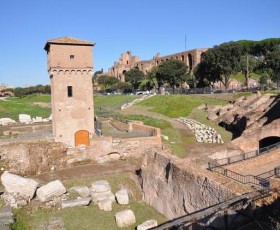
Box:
33, 159, 141, 184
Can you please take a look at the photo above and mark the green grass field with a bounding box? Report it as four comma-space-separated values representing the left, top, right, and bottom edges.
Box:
0, 95, 51, 120
137, 95, 227, 118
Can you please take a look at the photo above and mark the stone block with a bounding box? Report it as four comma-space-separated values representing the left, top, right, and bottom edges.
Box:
115, 209, 136, 228
1, 171, 38, 198
19, 114, 31, 123
97, 198, 112, 211
137, 219, 158, 230
61, 197, 91, 209
70, 186, 90, 198
115, 189, 129, 205
36, 180, 66, 202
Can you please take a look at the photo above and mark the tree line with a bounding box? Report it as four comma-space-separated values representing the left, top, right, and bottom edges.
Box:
95, 38, 280, 93
194, 38, 280, 89
1, 85, 51, 97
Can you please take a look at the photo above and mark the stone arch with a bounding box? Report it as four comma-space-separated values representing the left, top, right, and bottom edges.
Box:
188, 54, 193, 71
259, 136, 280, 149
75, 130, 89, 146
201, 52, 206, 61
181, 55, 185, 62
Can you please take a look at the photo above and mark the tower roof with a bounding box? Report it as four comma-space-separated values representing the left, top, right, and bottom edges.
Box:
44, 36, 95, 50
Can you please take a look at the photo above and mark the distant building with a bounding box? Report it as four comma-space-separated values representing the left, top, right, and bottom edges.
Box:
108, 48, 208, 81
44, 37, 95, 147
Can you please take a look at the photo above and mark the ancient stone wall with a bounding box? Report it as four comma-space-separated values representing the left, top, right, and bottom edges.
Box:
140, 152, 250, 219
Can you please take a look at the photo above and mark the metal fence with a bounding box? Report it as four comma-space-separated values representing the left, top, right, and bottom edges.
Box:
208, 161, 278, 191
209, 141, 280, 169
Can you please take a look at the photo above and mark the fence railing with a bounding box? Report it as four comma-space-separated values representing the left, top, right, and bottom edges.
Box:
209, 142, 280, 169
208, 161, 278, 191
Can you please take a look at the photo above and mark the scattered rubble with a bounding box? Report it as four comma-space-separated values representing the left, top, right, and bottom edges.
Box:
177, 117, 223, 143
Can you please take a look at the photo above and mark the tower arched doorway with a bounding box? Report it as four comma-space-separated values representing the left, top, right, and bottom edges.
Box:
75, 130, 90, 146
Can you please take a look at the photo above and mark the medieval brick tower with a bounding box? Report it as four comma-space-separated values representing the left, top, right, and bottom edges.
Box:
44, 37, 95, 146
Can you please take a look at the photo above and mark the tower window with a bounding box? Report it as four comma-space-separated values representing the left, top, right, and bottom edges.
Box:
67, 86, 73, 97
70, 55, 75, 59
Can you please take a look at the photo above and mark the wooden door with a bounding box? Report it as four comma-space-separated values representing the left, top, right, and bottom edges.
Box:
75, 130, 89, 146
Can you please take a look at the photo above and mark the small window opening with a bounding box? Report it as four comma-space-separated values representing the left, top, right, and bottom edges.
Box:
70, 55, 75, 59
67, 86, 73, 97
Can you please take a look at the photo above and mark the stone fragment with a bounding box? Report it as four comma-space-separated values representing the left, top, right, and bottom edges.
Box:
96, 155, 110, 164
19, 114, 31, 123
97, 198, 112, 211
61, 197, 91, 209
0, 118, 16, 126
137, 219, 158, 230
109, 153, 121, 161
115, 189, 129, 205
91, 180, 111, 193
91, 191, 115, 203
70, 186, 90, 198
115, 209, 136, 228
1, 171, 38, 198
36, 180, 66, 202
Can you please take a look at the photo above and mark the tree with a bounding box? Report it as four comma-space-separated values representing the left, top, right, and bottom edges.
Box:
124, 68, 144, 92
157, 59, 188, 93
97, 75, 120, 92
240, 55, 258, 88
194, 42, 242, 90
265, 49, 280, 87
113, 82, 133, 93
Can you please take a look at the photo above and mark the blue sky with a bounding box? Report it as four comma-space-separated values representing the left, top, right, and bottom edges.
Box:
0, 0, 279, 87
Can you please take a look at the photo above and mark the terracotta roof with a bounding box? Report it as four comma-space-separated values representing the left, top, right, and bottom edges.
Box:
44, 36, 95, 50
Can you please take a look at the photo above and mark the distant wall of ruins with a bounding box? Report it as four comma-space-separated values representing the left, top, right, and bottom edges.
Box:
108, 48, 208, 81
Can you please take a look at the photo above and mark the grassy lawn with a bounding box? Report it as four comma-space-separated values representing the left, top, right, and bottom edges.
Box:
11, 172, 166, 230
137, 95, 227, 118
0, 95, 51, 120
123, 114, 172, 130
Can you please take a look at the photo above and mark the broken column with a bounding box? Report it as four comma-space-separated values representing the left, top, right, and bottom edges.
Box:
1, 171, 38, 199
36, 180, 66, 202
115, 189, 129, 205
115, 209, 136, 228
90, 180, 115, 203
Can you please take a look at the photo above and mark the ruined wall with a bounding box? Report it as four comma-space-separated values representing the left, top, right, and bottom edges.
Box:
140, 152, 249, 219
0, 142, 67, 176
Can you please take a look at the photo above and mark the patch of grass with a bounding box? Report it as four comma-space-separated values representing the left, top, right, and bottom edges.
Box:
138, 95, 227, 118
123, 114, 172, 130
231, 72, 260, 82
162, 127, 195, 158
11, 172, 166, 230
0, 95, 51, 120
